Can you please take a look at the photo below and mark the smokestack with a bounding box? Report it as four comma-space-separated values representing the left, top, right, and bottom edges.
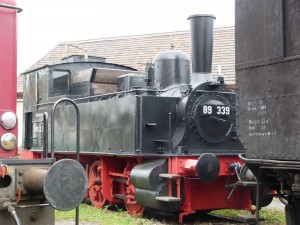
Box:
188, 14, 215, 74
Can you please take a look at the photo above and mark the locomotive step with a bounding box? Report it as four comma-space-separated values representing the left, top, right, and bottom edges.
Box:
155, 196, 181, 202
159, 173, 181, 179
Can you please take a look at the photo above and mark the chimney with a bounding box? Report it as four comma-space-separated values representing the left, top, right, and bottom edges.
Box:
188, 14, 215, 74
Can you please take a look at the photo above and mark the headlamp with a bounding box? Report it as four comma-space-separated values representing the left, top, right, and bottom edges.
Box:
1, 133, 17, 151
1, 112, 17, 130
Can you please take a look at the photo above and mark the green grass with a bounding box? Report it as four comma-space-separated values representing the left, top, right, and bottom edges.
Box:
56, 204, 286, 225
211, 208, 286, 225
55, 204, 155, 225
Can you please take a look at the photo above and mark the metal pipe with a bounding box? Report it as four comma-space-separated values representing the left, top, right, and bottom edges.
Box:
239, 154, 300, 166
0, 3, 23, 12
256, 181, 260, 222
10, 210, 21, 225
16, 204, 49, 208
8, 206, 22, 225
76, 209, 79, 225
278, 196, 288, 205
188, 14, 216, 73
168, 112, 172, 151
43, 112, 48, 158
34, 88, 163, 107
51, 98, 80, 161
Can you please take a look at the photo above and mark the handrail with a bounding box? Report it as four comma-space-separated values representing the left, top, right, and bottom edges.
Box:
50, 98, 81, 225
51, 98, 80, 161
0, 3, 22, 13
34, 88, 162, 107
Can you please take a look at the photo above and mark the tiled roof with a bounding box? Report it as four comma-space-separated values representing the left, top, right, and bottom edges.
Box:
18, 26, 235, 94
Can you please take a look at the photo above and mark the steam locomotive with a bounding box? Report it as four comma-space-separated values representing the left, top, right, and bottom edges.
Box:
0, 1, 87, 225
236, 0, 300, 224
21, 15, 253, 223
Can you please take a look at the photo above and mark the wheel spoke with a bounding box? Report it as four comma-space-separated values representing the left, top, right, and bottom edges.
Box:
88, 160, 106, 208
121, 177, 145, 216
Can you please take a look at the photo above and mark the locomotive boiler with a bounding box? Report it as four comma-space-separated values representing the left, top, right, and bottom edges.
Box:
236, 0, 300, 224
0, 1, 87, 225
22, 14, 253, 223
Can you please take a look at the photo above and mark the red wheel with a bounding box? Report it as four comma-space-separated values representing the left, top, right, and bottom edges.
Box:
123, 182, 145, 217
88, 160, 106, 208
124, 201, 145, 217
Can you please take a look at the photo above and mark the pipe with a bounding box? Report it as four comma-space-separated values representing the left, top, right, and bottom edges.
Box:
0, 3, 23, 13
51, 98, 80, 161
168, 112, 172, 151
8, 206, 21, 225
188, 14, 216, 74
239, 154, 300, 166
256, 181, 260, 222
43, 112, 48, 158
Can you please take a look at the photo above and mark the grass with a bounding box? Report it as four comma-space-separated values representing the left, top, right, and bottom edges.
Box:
211, 208, 286, 225
55, 204, 155, 225
56, 204, 286, 225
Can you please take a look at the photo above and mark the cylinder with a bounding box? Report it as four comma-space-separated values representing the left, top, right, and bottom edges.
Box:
188, 14, 215, 73
135, 188, 160, 210
135, 184, 181, 212
130, 159, 167, 191
23, 168, 47, 194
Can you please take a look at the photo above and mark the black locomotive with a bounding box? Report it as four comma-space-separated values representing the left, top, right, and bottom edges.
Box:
21, 15, 252, 222
23, 19, 243, 157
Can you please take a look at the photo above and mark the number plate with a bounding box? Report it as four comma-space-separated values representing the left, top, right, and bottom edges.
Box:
202, 105, 230, 116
